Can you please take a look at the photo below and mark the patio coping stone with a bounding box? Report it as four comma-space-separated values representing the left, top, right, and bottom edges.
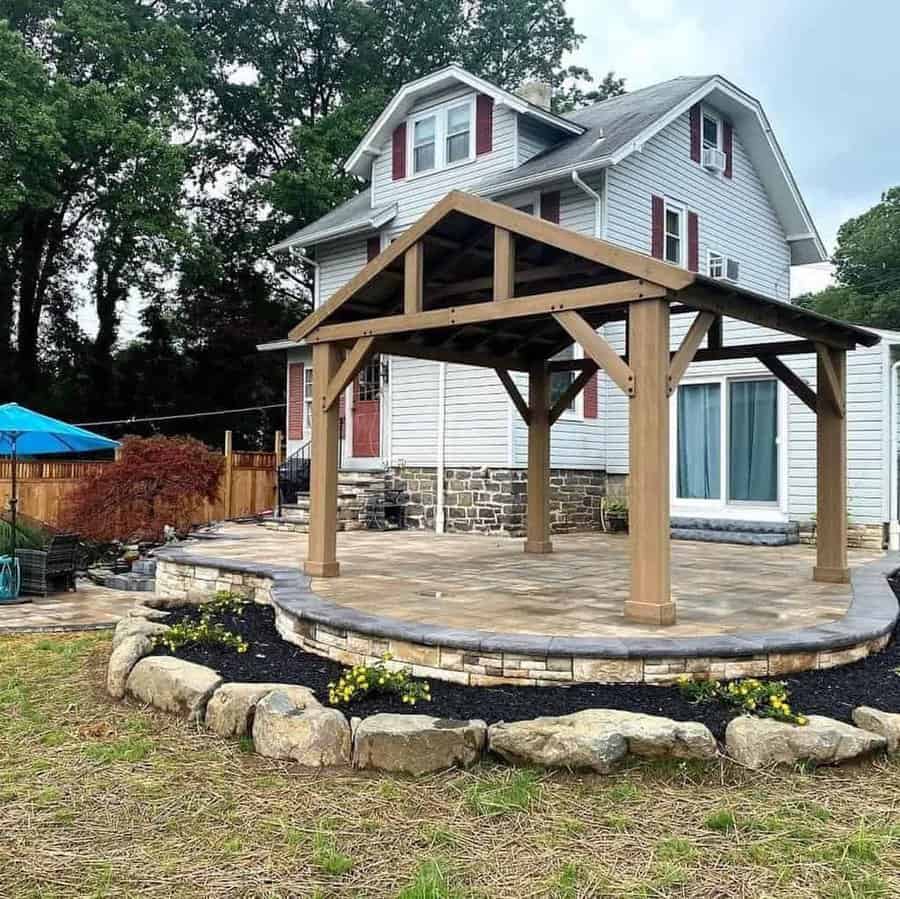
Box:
154, 547, 900, 661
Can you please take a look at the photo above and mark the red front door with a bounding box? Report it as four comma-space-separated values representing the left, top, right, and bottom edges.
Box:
352, 355, 381, 457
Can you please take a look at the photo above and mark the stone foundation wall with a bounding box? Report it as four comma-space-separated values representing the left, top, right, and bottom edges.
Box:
387, 466, 605, 536
798, 522, 885, 551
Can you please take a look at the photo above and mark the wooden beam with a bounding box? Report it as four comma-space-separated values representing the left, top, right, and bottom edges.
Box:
375, 338, 530, 371
625, 298, 674, 625
548, 357, 595, 372
667, 311, 716, 395
495, 369, 530, 424
305, 342, 342, 578
549, 363, 598, 425
323, 336, 376, 411
493, 227, 515, 301
814, 347, 848, 584
816, 342, 845, 417
429, 260, 599, 302
708, 315, 723, 349
308, 279, 665, 344
758, 356, 817, 414
692, 339, 817, 363
404, 242, 424, 315
553, 309, 635, 396
681, 284, 856, 350
525, 361, 552, 554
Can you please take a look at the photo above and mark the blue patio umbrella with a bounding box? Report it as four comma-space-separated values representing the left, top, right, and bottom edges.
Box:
0, 404, 119, 595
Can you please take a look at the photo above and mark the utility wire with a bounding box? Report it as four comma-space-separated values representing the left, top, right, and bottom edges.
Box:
76, 403, 285, 427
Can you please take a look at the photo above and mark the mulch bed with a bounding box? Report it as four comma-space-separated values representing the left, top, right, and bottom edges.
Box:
151, 580, 900, 741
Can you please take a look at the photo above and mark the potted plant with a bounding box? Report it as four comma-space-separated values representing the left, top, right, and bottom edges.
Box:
601, 496, 629, 533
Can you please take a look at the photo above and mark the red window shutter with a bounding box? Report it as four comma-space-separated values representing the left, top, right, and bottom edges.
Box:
476, 94, 494, 155
288, 362, 304, 440
540, 191, 560, 224
651, 194, 664, 259
583, 371, 598, 418
689, 103, 701, 163
687, 211, 699, 272
723, 121, 734, 179
392, 123, 406, 180
367, 236, 381, 262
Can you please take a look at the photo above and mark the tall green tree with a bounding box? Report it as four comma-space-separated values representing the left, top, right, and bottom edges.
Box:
798, 187, 900, 330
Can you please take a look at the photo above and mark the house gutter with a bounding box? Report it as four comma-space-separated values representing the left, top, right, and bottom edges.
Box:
890, 360, 900, 550
435, 362, 447, 534
571, 169, 604, 238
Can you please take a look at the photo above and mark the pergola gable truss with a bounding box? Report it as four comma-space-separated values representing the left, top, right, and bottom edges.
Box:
294, 190, 878, 626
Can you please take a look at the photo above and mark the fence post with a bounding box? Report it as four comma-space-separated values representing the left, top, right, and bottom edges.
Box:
274, 430, 284, 519
224, 430, 234, 520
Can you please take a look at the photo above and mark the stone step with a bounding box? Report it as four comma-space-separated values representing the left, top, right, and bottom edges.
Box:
670, 516, 799, 536
132, 559, 157, 576
671, 527, 796, 546
91, 570, 156, 592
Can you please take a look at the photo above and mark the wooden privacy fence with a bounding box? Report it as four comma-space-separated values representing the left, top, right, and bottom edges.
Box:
0, 431, 284, 528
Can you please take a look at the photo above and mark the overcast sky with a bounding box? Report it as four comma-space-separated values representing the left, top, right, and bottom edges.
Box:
565, 0, 900, 295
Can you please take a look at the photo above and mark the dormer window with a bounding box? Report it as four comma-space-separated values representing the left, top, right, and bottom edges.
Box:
702, 110, 722, 150
408, 94, 476, 177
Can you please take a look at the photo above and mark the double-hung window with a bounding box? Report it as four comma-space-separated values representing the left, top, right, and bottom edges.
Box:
303, 367, 314, 433
702, 110, 721, 150
664, 201, 685, 266
409, 96, 475, 176
708, 251, 724, 279
412, 115, 437, 174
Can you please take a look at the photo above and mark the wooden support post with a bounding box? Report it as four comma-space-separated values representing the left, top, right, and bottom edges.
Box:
305, 342, 343, 578
404, 242, 424, 314
814, 347, 849, 584
223, 430, 234, 520
625, 299, 675, 625
525, 361, 552, 554
493, 227, 515, 301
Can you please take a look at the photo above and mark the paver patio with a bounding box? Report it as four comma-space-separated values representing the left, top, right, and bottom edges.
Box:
176, 524, 881, 638
0, 579, 136, 632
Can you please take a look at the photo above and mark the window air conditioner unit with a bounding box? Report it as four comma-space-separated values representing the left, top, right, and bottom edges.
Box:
701, 146, 727, 172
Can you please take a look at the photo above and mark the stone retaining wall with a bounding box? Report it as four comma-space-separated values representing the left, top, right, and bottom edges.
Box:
153, 550, 899, 687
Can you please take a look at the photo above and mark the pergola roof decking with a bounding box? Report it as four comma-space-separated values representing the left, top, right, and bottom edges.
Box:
290, 190, 878, 626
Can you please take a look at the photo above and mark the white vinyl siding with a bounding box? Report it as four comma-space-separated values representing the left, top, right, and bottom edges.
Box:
316, 237, 368, 305
517, 116, 561, 165
606, 109, 791, 300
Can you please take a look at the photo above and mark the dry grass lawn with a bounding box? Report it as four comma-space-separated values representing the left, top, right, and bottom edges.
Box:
2, 631, 899, 898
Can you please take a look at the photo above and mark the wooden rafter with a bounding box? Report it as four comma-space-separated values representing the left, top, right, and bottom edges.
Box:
495, 369, 530, 424
667, 311, 716, 395
323, 336, 376, 411
692, 339, 817, 362
308, 280, 665, 344
758, 355, 817, 413
553, 310, 635, 396
375, 338, 530, 371
549, 363, 599, 425
429, 260, 601, 302
816, 343, 845, 417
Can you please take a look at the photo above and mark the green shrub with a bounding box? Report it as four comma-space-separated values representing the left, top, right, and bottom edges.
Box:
677, 674, 807, 725
153, 591, 248, 654
327, 653, 430, 707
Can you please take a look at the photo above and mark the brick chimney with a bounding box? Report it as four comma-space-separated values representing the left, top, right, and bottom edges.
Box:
517, 80, 552, 111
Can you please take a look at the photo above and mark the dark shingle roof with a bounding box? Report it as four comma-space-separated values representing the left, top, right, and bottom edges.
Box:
480, 76, 714, 192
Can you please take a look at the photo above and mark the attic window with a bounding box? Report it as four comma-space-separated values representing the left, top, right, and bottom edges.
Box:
702, 111, 721, 150
408, 94, 476, 177
413, 116, 436, 173
446, 103, 471, 163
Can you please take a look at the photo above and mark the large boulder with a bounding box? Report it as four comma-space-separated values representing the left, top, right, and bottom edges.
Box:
488, 709, 716, 773
852, 707, 900, 753
127, 602, 170, 622
107, 634, 154, 700
112, 616, 169, 650
252, 691, 351, 767
353, 714, 487, 775
726, 715, 887, 769
126, 656, 222, 722
205, 683, 319, 738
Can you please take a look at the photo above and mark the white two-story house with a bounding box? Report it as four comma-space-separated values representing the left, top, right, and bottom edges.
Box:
261, 65, 900, 548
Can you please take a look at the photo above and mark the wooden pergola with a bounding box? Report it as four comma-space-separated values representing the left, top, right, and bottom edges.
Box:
289, 191, 879, 625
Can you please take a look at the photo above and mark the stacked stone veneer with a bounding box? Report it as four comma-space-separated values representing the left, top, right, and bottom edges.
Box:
153, 552, 898, 687
798, 522, 885, 551
387, 466, 605, 536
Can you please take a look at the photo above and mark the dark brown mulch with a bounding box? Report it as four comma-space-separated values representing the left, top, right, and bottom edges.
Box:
151, 579, 900, 741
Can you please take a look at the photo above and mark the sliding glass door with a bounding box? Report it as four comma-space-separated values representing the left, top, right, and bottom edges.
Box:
674, 377, 780, 511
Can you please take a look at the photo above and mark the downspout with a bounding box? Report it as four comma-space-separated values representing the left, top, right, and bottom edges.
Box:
890, 360, 900, 550
293, 249, 320, 308
571, 169, 603, 238
435, 362, 447, 534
